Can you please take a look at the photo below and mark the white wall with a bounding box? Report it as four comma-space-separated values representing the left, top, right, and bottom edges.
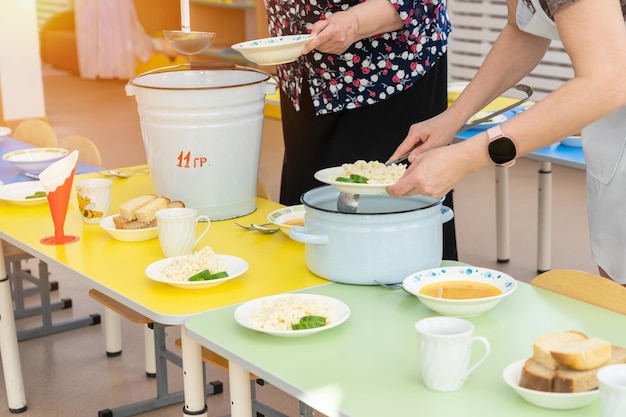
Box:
0, 0, 46, 121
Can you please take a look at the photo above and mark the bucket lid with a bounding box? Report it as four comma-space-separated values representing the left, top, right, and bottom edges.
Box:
126, 62, 272, 95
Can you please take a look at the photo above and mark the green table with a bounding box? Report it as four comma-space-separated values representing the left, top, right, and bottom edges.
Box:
185, 280, 626, 417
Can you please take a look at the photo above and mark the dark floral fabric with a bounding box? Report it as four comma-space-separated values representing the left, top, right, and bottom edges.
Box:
264, 0, 452, 115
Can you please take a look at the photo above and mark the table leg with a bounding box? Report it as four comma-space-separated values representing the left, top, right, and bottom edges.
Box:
495, 166, 511, 262
0, 244, 27, 413
537, 162, 552, 273
181, 327, 208, 417
229, 361, 253, 417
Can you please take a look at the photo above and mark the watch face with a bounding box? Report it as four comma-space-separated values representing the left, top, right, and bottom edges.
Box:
488, 137, 517, 165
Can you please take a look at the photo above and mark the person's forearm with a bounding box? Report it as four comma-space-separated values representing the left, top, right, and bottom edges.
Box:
447, 22, 551, 130
349, 0, 404, 38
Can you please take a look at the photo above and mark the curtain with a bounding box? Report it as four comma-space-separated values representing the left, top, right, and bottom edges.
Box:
75, 0, 152, 79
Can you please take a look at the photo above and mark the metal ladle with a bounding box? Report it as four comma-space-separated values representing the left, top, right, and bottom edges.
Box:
163, 0, 216, 55
337, 84, 534, 214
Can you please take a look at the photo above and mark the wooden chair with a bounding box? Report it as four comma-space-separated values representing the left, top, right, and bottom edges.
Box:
89, 177, 275, 375
12, 119, 58, 147
59, 135, 103, 167
530, 269, 626, 315
256, 177, 271, 200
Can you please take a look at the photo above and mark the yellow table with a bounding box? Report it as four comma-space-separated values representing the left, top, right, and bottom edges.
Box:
0, 169, 329, 415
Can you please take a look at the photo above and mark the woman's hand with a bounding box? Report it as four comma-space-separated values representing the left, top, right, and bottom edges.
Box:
387, 145, 466, 198
387, 132, 492, 198
302, 0, 404, 55
302, 12, 360, 55
386, 112, 462, 165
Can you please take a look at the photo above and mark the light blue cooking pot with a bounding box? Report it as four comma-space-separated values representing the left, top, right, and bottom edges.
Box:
289, 186, 454, 285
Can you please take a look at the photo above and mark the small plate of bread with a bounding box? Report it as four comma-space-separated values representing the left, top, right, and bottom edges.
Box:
503, 331, 626, 409
100, 194, 184, 242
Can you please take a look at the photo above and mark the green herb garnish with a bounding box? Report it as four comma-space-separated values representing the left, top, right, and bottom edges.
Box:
291, 315, 327, 330
335, 174, 369, 184
25, 191, 46, 199
188, 269, 229, 281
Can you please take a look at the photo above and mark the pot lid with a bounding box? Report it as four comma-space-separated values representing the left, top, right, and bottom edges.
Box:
301, 186, 444, 215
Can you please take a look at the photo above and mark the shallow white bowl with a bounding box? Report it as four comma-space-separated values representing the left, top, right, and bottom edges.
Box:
99, 215, 158, 242
560, 136, 582, 148
234, 293, 350, 337
448, 81, 469, 102
402, 266, 517, 317
0, 181, 47, 206
503, 359, 599, 410
267, 204, 305, 235
145, 254, 248, 289
2, 148, 69, 174
232, 34, 312, 65
0, 126, 10, 143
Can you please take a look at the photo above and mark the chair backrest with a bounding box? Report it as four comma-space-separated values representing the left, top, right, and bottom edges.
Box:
59, 135, 103, 167
256, 178, 271, 200
530, 269, 626, 315
13, 119, 58, 147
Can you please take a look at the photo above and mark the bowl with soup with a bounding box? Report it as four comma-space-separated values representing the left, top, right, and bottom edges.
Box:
267, 205, 306, 236
402, 266, 517, 317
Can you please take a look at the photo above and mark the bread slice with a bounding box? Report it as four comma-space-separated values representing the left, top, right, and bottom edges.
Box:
119, 194, 157, 220
135, 197, 170, 223
519, 359, 555, 392
167, 201, 185, 209
112, 216, 157, 230
553, 366, 599, 393
533, 331, 588, 370
551, 338, 612, 370
113, 198, 185, 230
553, 345, 626, 393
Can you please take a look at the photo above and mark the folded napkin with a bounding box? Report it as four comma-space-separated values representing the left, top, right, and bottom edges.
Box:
39, 150, 79, 193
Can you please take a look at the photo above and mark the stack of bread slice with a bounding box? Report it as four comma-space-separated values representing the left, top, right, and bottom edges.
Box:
520, 331, 626, 393
112, 194, 185, 230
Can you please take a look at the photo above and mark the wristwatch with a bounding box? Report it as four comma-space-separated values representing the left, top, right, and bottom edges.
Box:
486, 125, 518, 167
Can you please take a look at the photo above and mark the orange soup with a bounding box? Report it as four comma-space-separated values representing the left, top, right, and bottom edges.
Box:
419, 281, 501, 300
283, 218, 305, 227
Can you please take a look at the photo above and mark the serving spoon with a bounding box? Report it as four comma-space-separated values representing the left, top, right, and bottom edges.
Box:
163, 0, 216, 55
337, 84, 534, 214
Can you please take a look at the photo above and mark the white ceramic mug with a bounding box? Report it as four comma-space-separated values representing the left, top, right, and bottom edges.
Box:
598, 364, 626, 417
75, 178, 112, 224
414, 316, 490, 392
156, 208, 210, 257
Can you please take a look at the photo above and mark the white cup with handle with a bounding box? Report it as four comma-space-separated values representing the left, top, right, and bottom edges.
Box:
414, 316, 490, 392
598, 364, 626, 417
156, 207, 210, 257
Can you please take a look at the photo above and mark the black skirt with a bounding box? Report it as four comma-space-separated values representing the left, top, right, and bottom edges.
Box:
278, 55, 458, 260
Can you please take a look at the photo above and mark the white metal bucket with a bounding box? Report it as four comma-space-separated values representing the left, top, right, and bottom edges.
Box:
126, 63, 274, 220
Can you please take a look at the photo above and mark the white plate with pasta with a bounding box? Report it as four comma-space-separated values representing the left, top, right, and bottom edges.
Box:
314, 163, 405, 195
234, 293, 350, 337
145, 254, 248, 289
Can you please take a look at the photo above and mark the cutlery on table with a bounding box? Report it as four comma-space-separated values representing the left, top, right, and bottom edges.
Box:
235, 222, 279, 234
375, 280, 404, 290
98, 167, 149, 178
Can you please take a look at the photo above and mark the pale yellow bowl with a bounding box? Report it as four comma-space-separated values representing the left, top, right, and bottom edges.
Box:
448, 81, 469, 103
267, 205, 305, 235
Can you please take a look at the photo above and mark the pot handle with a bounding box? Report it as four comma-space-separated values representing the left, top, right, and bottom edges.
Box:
288, 227, 329, 245
441, 206, 454, 223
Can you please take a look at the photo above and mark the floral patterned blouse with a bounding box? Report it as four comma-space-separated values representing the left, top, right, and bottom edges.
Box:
264, 0, 452, 115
